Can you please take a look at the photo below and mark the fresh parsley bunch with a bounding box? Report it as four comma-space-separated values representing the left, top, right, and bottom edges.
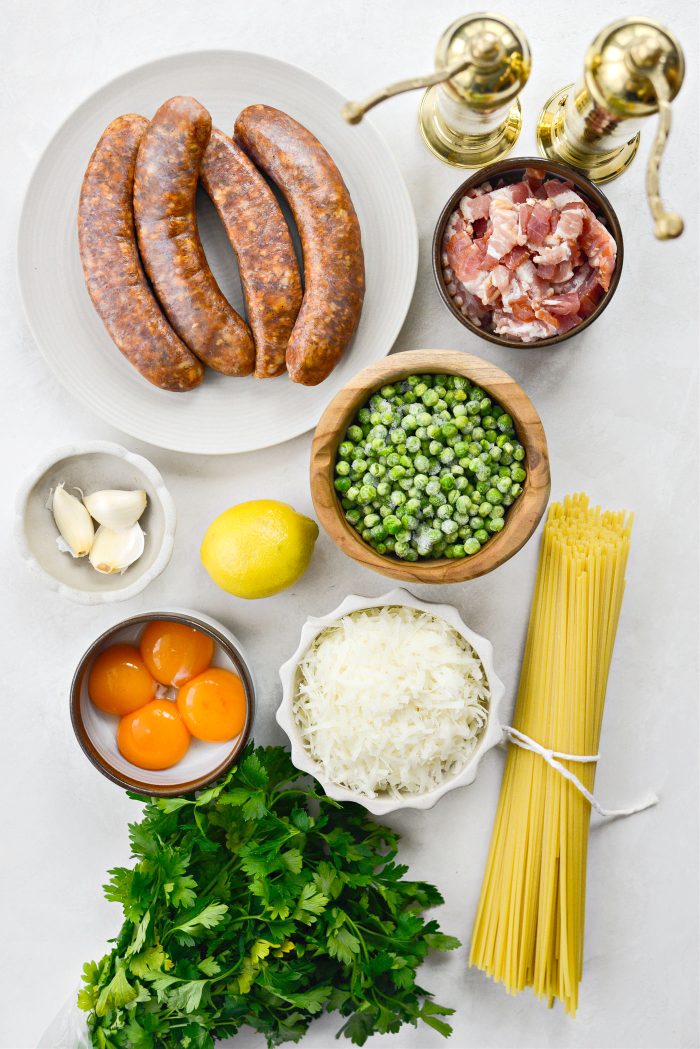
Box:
80, 744, 460, 1048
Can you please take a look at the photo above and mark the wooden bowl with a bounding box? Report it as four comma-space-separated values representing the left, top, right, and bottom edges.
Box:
310, 349, 550, 583
432, 157, 624, 348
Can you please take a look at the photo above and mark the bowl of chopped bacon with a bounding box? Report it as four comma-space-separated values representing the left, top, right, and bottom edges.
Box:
433, 157, 623, 347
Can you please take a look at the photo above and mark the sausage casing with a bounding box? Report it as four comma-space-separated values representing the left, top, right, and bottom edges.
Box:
201, 129, 302, 379
134, 97, 255, 376
234, 105, 365, 386
78, 114, 204, 392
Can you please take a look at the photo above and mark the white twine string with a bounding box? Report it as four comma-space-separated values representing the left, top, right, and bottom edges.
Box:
502, 725, 659, 819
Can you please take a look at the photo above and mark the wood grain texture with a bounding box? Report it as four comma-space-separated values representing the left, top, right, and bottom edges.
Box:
310, 349, 550, 583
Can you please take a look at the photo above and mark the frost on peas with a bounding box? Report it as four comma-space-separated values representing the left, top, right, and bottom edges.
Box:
441, 518, 458, 536
464, 537, 481, 555
413, 473, 429, 491
425, 478, 441, 497
439, 447, 455, 465
390, 490, 406, 508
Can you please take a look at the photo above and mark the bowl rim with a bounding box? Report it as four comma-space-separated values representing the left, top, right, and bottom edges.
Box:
70, 608, 255, 796
310, 348, 550, 583
277, 587, 505, 815
13, 439, 176, 604
432, 155, 624, 348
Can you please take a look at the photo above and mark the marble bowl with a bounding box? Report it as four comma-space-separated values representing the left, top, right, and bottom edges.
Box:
15, 440, 175, 603
277, 587, 505, 815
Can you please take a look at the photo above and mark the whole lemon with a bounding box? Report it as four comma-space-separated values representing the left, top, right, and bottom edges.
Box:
201, 500, 319, 599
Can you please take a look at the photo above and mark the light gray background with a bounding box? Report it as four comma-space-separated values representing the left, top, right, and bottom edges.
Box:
2, 1, 698, 1047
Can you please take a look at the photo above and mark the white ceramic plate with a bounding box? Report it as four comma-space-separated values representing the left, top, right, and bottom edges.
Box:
18, 51, 418, 455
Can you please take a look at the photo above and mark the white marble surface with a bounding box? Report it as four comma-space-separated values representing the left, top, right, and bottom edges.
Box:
2, 1, 698, 1047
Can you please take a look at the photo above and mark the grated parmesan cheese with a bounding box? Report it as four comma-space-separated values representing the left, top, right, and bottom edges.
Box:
292, 605, 490, 798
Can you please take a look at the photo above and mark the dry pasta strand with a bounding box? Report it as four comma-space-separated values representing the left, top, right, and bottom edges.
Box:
469, 493, 632, 1017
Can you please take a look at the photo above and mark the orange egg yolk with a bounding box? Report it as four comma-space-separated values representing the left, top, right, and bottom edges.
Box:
176, 667, 247, 742
139, 621, 214, 687
117, 699, 191, 770
88, 644, 156, 716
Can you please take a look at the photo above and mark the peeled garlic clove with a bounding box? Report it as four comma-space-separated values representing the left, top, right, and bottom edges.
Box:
83, 489, 147, 530
52, 483, 94, 557
89, 523, 145, 574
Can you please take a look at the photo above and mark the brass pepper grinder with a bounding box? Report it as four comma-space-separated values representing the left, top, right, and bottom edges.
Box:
536, 17, 685, 239
342, 14, 531, 168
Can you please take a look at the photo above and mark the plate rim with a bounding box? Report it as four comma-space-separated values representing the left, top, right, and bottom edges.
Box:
16, 48, 418, 456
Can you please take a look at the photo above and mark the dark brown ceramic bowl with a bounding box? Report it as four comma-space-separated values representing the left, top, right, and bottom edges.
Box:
432, 157, 623, 348
70, 609, 255, 796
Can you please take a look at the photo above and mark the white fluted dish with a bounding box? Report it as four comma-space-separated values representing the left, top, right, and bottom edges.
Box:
17, 51, 417, 454
277, 587, 505, 815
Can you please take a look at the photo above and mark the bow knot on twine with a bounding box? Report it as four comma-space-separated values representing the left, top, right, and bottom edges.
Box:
502, 725, 658, 819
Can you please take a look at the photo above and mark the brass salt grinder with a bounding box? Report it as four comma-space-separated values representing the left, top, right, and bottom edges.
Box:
342, 14, 531, 168
536, 18, 685, 239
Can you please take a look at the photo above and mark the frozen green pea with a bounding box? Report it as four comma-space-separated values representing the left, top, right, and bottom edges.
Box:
474, 529, 489, 544
336, 460, 350, 476
422, 389, 439, 407
441, 519, 458, 536
513, 445, 525, 461
428, 492, 447, 507
346, 508, 361, 525
487, 518, 504, 534
440, 474, 456, 492
478, 502, 493, 516
464, 537, 481, 555
486, 487, 503, 505
470, 516, 484, 530
414, 473, 429, 491
511, 466, 526, 482
436, 503, 452, 521
439, 447, 455, 465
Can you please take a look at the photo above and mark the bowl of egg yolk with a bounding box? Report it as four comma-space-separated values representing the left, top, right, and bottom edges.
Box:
70, 610, 255, 795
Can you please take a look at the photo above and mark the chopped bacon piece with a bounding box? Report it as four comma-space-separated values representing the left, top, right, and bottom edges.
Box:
460, 193, 491, 223
526, 202, 553, 245
543, 291, 580, 316
580, 210, 617, 291
502, 245, 530, 270
487, 197, 525, 260
544, 178, 573, 197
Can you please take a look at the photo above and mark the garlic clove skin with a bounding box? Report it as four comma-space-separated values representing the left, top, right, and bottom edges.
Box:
89, 523, 145, 575
83, 489, 147, 530
52, 483, 94, 557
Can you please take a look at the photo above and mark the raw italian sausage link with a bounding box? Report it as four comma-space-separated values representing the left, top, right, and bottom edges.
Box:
234, 105, 365, 386
134, 97, 255, 376
201, 129, 302, 379
77, 115, 204, 392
